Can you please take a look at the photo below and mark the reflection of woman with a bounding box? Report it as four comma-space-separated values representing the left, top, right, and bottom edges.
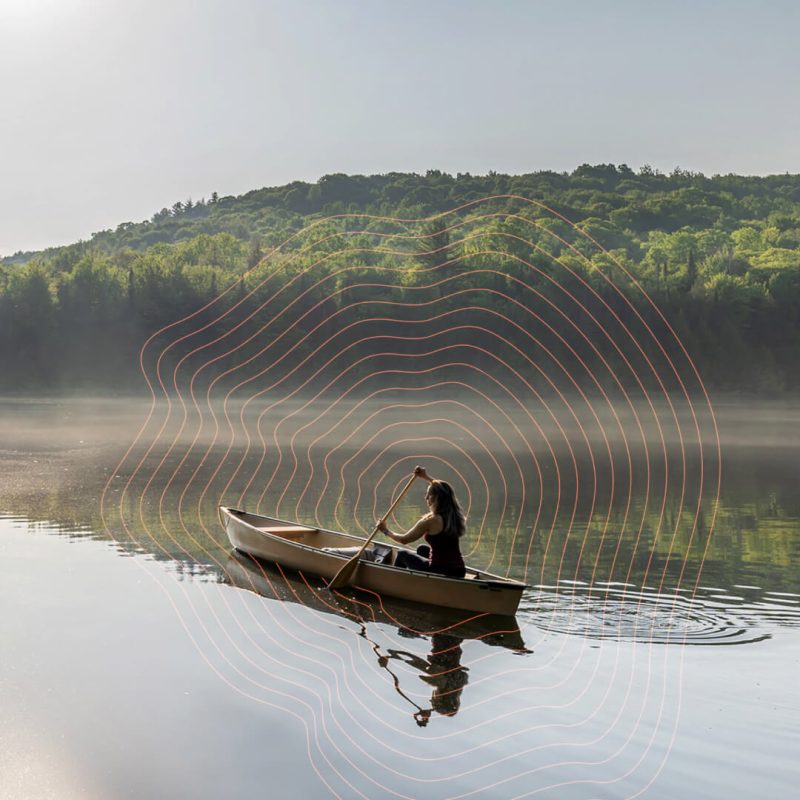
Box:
378, 466, 466, 579
421, 632, 469, 718
387, 632, 469, 726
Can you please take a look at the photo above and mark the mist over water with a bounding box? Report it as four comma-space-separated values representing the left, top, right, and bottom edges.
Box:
1, 394, 795, 584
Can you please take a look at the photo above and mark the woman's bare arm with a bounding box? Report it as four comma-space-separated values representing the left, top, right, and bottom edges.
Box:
378, 515, 438, 545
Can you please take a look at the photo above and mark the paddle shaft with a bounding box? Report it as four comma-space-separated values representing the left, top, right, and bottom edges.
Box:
327, 472, 418, 590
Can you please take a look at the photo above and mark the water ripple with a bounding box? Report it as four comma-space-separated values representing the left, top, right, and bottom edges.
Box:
519, 581, 800, 646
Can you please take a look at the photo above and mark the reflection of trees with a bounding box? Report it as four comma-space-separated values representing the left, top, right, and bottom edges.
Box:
6, 462, 800, 594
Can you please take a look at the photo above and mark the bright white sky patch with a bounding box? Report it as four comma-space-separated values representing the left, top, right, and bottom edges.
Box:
0, 0, 85, 30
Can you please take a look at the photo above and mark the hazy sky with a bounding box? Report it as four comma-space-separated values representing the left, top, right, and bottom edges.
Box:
2, 0, 799, 255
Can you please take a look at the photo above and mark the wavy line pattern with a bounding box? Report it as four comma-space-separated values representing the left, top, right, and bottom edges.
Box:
99, 196, 722, 798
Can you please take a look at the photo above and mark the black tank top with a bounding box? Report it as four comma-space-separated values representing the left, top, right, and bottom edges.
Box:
425, 527, 466, 578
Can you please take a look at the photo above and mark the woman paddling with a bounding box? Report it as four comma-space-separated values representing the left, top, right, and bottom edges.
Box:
378, 466, 467, 579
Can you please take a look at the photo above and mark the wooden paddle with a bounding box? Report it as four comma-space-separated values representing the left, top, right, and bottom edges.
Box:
327, 472, 418, 590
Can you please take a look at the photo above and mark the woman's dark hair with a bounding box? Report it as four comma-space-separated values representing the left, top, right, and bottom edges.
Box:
429, 480, 466, 538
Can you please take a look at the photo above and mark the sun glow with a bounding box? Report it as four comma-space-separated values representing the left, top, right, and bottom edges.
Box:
0, 0, 85, 30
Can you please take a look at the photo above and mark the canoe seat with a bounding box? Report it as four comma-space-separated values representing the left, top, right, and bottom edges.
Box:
259, 525, 317, 540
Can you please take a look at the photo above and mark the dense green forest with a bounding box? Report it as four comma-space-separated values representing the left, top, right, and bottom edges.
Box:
2, 164, 799, 394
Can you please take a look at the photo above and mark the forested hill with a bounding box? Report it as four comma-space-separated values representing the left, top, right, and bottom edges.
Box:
2, 165, 800, 394
6, 165, 800, 263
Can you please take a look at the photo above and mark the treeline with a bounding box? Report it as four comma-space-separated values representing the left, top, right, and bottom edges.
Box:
1, 165, 799, 394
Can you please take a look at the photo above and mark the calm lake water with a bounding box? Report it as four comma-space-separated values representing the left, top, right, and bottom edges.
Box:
1, 396, 798, 799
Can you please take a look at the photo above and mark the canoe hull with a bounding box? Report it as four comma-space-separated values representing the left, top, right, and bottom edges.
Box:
220, 507, 526, 616
225, 551, 528, 651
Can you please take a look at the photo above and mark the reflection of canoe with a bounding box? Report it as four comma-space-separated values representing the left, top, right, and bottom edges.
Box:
220, 507, 528, 616
223, 550, 528, 652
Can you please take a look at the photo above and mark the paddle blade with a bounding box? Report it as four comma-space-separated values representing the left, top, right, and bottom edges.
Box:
327, 555, 360, 590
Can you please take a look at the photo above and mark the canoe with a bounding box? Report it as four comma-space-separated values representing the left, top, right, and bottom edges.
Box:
219, 507, 528, 616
